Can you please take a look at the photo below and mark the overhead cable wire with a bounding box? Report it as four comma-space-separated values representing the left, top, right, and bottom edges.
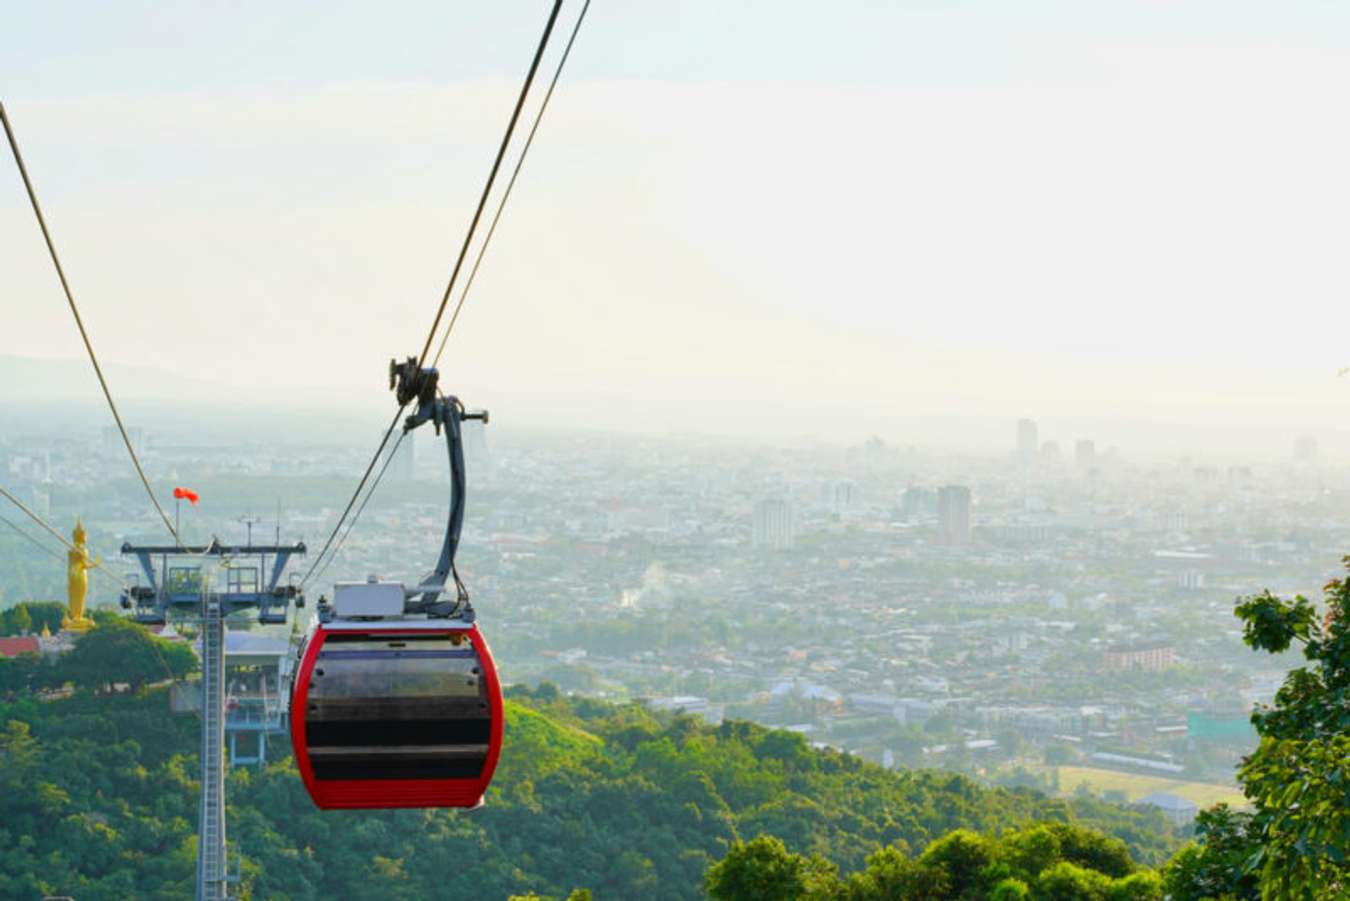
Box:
0, 102, 182, 547
0, 513, 124, 590
0, 513, 64, 563
310, 0, 592, 589
299, 406, 406, 588
0, 485, 125, 586
433, 0, 592, 368
0, 484, 83, 554
304, 431, 408, 592
308, 0, 591, 589
416, 0, 564, 371
300, 1, 564, 588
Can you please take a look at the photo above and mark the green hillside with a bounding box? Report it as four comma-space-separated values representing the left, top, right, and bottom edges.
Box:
0, 664, 1184, 900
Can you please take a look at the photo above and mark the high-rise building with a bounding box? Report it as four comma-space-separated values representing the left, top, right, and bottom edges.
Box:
384, 431, 415, 481
1075, 439, 1096, 467
753, 498, 795, 550
462, 421, 492, 474
102, 425, 145, 457
900, 485, 935, 518
1294, 435, 1318, 464
936, 485, 971, 545
1016, 419, 1039, 462
822, 480, 856, 513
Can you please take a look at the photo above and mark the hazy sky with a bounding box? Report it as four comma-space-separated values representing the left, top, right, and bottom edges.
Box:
5, 2, 1350, 448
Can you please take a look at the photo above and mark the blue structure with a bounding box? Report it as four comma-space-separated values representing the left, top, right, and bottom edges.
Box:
221, 632, 292, 767
121, 538, 305, 624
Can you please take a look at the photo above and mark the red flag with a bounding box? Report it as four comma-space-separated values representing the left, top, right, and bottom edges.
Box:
173, 487, 200, 506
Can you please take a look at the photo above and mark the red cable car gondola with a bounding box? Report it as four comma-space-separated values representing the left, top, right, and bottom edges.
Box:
291, 596, 503, 809
291, 359, 500, 809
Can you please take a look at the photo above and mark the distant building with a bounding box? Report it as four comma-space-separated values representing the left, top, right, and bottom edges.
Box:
462, 420, 492, 473
31, 483, 51, 519
1040, 441, 1062, 463
384, 431, 415, 481
1294, 434, 1318, 464
1177, 570, 1206, 590
1075, 439, 1096, 467
822, 480, 856, 513
0, 637, 39, 658
1104, 641, 1176, 672
753, 498, 795, 550
102, 425, 145, 457
1016, 419, 1039, 462
901, 486, 935, 518
937, 485, 971, 545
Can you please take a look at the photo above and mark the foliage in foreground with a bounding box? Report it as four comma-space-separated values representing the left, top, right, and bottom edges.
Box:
1217, 561, 1350, 899
706, 826, 1164, 901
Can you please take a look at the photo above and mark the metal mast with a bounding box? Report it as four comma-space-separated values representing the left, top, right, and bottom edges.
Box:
197, 589, 227, 900
121, 539, 305, 900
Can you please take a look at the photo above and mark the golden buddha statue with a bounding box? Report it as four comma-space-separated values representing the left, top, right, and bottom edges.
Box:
62, 520, 99, 632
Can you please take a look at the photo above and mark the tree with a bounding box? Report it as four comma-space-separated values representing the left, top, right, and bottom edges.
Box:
1034, 861, 1111, 901
0, 602, 65, 636
1162, 805, 1259, 901
705, 835, 837, 901
11, 605, 31, 636
1229, 564, 1350, 897
989, 878, 1030, 901
917, 830, 993, 899
57, 619, 196, 692
841, 846, 949, 900
1041, 822, 1134, 880
998, 824, 1062, 881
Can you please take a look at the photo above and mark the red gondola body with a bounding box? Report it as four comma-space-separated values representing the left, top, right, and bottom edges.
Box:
290, 622, 503, 809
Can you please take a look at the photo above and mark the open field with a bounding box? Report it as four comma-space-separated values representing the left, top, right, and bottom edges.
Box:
1056, 766, 1248, 809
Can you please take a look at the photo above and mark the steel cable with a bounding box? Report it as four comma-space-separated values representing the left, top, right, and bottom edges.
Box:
0, 102, 183, 547
433, 0, 592, 368
305, 2, 590, 591
301, 1, 565, 588
0, 485, 126, 586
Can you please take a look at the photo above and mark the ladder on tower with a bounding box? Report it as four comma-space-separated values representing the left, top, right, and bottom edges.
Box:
197, 591, 227, 900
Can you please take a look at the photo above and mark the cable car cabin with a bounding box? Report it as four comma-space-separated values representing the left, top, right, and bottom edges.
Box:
290, 580, 502, 809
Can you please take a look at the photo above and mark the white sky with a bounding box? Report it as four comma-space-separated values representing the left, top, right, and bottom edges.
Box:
4, 2, 1349, 450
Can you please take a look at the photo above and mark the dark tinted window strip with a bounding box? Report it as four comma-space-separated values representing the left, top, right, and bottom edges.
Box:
317, 649, 477, 660
313, 757, 486, 781
306, 718, 492, 747
322, 633, 464, 644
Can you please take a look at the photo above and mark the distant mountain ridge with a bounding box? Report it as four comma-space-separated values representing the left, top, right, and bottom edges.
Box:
0, 353, 228, 402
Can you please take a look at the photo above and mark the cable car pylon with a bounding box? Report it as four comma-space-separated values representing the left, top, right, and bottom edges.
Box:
117, 535, 307, 899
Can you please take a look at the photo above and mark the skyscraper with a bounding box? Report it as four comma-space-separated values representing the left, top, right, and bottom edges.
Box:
462, 420, 492, 473
384, 431, 416, 481
753, 498, 795, 550
937, 485, 971, 545
900, 485, 935, 518
1016, 419, 1039, 462
1294, 435, 1318, 464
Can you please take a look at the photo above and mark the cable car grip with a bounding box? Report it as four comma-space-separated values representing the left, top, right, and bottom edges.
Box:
388, 355, 488, 620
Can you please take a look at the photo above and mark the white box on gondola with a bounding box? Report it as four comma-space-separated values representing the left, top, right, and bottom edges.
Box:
333, 579, 405, 618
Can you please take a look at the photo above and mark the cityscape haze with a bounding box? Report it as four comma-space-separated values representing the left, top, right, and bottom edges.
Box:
4, 2, 1350, 898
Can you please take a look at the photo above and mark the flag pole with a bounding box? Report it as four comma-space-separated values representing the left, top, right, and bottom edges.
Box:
175, 497, 181, 540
